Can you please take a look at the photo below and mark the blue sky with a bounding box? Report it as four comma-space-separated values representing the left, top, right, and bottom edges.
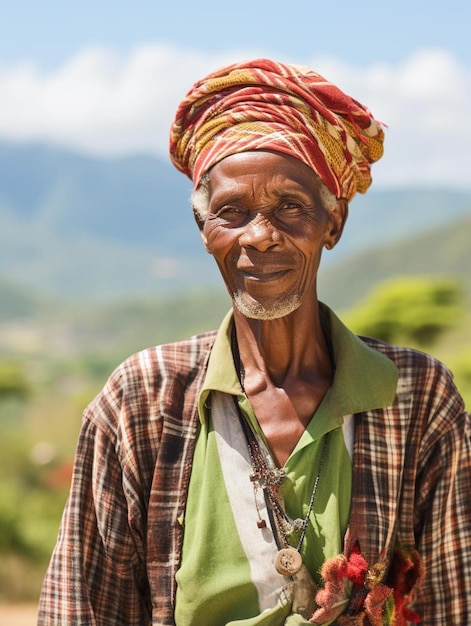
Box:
1, 1, 470, 188
2, 0, 470, 68
0, 0, 471, 67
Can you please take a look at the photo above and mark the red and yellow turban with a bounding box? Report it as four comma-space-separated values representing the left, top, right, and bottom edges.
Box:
169, 58, 385, 202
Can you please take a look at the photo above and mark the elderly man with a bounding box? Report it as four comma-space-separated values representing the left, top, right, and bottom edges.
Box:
38, 59, 471, 625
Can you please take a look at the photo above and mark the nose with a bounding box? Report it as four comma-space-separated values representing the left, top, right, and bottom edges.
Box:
238, 213, 281, 251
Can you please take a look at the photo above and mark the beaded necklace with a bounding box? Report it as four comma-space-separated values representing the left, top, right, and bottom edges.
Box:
233, 396, 329, 578
230, 326, 333, 618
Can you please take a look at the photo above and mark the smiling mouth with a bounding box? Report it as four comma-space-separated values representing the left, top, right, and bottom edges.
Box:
241, 269, 290, 282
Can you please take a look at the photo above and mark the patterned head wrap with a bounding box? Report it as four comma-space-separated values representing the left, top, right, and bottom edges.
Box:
169, 58, 384, 201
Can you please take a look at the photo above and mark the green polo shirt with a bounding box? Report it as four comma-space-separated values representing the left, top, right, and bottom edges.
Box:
175, 305, 397, 626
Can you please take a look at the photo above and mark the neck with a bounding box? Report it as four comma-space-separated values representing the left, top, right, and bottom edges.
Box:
233, 298, 333, 389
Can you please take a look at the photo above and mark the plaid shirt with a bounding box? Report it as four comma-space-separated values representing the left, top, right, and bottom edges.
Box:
38, 308, 471, 625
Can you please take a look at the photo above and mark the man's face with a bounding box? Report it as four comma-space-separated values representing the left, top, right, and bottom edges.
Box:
201, 151, 346, 320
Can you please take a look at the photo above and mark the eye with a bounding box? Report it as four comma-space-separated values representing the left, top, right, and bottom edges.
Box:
275, 201, 306, 219
211, 205, 248, 225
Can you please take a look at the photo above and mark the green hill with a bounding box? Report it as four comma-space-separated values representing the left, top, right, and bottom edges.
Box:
1, 140, 471, 302
318, 213, 471, 310
0, 278, 52, 320
1, 209, 470, 366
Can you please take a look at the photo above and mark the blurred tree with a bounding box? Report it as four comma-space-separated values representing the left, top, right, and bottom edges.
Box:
459, 355, 471, 383
0, 489, 29, 555
344, 276, 464, 347
0, 359, 29, 399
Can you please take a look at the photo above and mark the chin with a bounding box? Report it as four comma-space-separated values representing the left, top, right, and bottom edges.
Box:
233, 292, 302, 320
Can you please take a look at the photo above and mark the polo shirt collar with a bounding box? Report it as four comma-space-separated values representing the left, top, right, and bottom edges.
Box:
198, 303, 398, 423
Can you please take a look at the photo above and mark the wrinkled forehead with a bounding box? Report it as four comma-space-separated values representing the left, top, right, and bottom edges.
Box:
207, 150, 326, 192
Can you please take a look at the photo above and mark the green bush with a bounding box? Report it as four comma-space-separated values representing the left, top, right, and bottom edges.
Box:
454, 350, 471, 383
0, 432, 69, 565
344, 276, 464, 347
0, 360, 29, 399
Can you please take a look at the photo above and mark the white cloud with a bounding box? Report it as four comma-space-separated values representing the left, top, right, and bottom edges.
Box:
309, 50, 471, 188
1, 45, 470, 187
0, 44, 250, 156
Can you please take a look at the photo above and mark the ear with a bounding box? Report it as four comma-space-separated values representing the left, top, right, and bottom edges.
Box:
193, 207, 211, 253
324, 199, 348, 250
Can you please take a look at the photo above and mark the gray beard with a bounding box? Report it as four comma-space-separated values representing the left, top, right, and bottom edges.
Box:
233, 291, 302, 320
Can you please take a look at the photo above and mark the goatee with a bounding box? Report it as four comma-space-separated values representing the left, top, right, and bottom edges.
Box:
233, 291, 302, 320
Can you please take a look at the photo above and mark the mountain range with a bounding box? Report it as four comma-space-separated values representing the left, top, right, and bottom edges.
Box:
1, 140, 471, 308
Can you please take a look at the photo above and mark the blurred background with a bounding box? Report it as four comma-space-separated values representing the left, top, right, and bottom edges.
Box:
1, 0, 470, 621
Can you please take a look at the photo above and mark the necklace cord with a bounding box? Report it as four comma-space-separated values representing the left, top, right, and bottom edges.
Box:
295, 433, 329, 551
231, 395, 330, 556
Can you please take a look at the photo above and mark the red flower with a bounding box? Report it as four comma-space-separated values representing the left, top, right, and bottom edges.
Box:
308, 545, 423, 625
386, 547, 424, 625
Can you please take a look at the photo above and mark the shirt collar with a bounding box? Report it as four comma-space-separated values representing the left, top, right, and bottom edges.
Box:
198, 303, 398, 423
